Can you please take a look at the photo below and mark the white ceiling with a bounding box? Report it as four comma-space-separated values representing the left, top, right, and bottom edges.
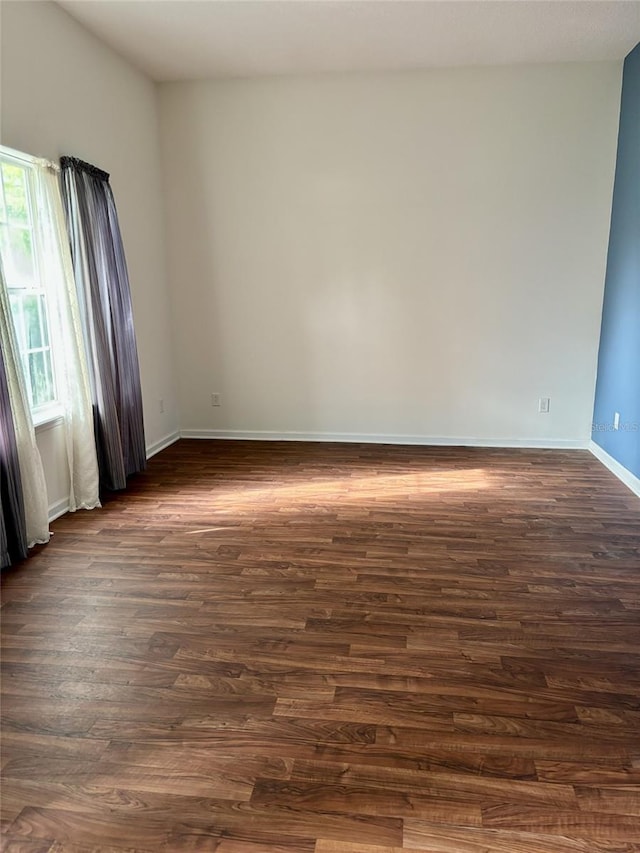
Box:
56, 0, 640, 83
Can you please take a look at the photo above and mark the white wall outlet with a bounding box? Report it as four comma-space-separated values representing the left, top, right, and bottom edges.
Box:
211, 393, 221, 407
159, 398, 164, 414
614, 411, 620, 430
538, 397, 550, 414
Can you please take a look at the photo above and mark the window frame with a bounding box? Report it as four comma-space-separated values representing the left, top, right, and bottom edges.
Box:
0, 146, 63, 427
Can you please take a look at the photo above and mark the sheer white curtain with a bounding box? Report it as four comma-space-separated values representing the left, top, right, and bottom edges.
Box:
0, 155, 100, 559
0, 259, 50, 548
35, 162, 100, 512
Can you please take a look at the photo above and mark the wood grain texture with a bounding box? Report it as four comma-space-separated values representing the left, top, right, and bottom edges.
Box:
1, 439, 640, 852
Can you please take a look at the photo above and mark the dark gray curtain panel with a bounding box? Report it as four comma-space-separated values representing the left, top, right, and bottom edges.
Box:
0, 349, 28, 569
60, 157, 146, 491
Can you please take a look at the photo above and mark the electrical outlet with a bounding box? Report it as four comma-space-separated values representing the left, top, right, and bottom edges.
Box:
159, 399, 164, 414
538, 397, 550, 414
614, 412, 620, 430
211, 393, 221, 407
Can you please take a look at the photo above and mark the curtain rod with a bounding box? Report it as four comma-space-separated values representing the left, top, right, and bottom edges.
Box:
0, 144, 60, 172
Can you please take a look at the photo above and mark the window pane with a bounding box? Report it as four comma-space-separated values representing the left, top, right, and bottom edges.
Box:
0, 223, 35, 287
23, 294, 43, 348
28, 350, 55, 408
1, 163, 29, 225
8, 291, 29, 363
0, 177, 6, 224
43, 348, 55, 404
8, 291, 24, 346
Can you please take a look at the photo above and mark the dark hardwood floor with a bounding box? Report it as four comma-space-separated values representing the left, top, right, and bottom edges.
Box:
2, 439, 640, 852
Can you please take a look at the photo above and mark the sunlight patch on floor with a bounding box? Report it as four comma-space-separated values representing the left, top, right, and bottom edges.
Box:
183, 468, 494, 524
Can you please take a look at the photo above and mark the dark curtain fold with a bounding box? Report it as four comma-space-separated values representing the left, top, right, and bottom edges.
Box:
0, 348, 28, 569
60, 156, 146, 491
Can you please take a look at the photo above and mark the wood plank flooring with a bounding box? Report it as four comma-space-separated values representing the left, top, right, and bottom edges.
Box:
2, 439, 640, 852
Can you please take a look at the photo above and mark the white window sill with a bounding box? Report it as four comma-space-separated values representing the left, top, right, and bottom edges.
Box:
33, 406, 65, 432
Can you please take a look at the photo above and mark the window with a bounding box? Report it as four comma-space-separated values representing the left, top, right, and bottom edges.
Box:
0, 151, 59, 419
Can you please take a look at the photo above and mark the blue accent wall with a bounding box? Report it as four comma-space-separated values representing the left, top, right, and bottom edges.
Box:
592, 43, 640, 478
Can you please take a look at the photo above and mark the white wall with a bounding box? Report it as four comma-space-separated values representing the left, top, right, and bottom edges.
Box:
1, 0, 178, 513
160, 63, 621, 446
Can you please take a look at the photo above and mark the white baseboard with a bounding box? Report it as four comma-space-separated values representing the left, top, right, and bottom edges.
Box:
589, 440, 640, 498
146, 430, 180, 459
48, 498, 70, 522
180, 428, 589, 450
